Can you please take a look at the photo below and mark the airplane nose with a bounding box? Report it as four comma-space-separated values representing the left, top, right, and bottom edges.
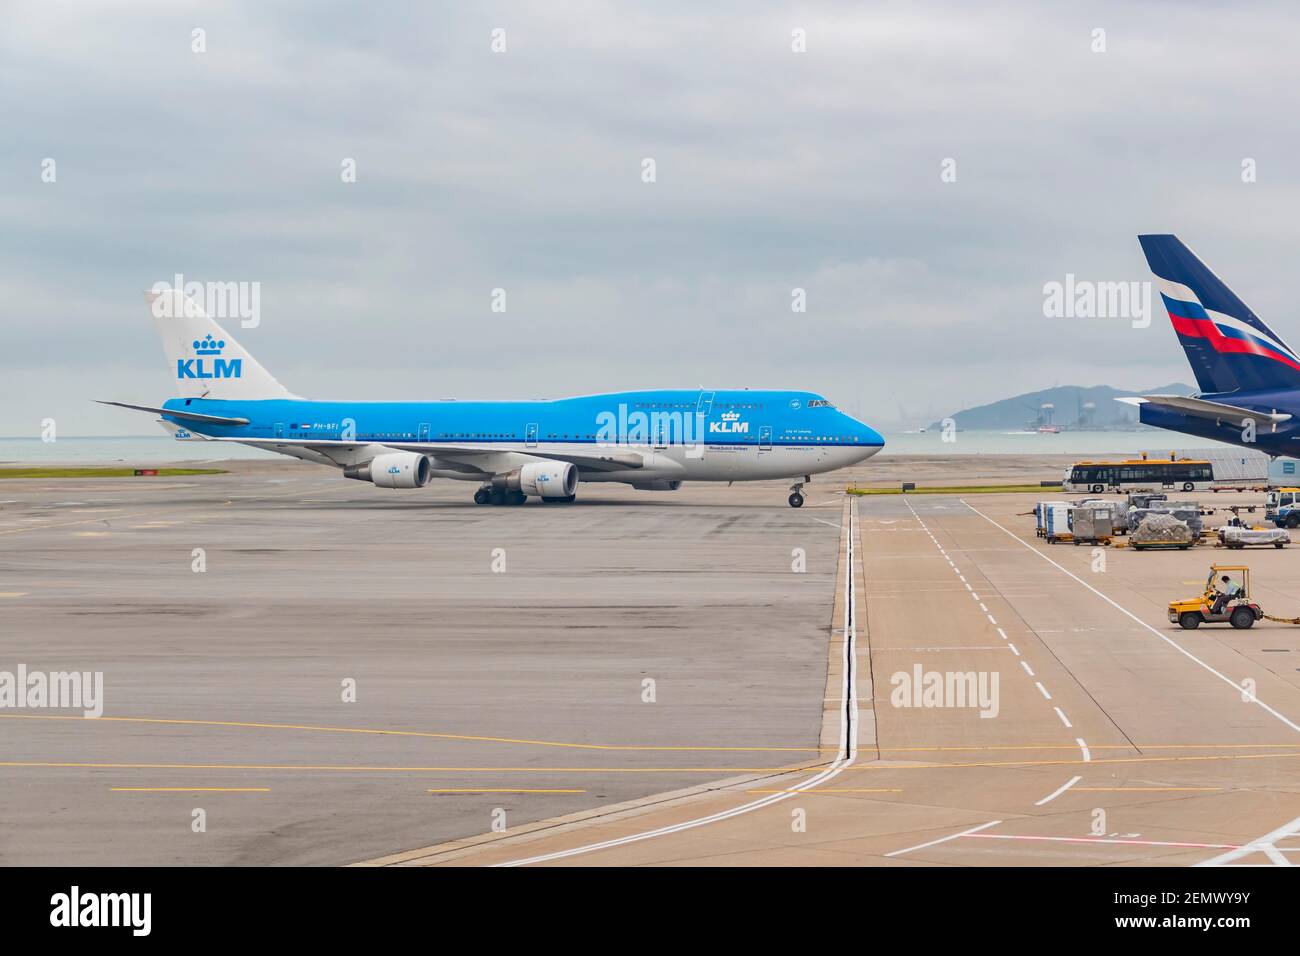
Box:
847, 417, 884, 459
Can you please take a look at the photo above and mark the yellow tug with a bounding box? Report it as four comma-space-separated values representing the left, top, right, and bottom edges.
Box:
1168, 565, 1263, 630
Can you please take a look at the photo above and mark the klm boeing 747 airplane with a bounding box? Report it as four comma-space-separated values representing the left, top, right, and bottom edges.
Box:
101, 291, 884, 507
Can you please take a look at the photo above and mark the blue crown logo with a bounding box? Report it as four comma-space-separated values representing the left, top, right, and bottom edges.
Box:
193, 334, 225, 355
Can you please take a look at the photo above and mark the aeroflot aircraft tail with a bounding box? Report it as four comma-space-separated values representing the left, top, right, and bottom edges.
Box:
1131, 235, 1300, 456
1138, 234, 1300, 393
100, 291, 884, 508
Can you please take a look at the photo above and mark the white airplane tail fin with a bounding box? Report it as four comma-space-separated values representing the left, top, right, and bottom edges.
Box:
148, 290, 295, 400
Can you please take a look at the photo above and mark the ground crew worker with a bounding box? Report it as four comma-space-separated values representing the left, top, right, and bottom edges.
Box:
1212, 574, 1241, 615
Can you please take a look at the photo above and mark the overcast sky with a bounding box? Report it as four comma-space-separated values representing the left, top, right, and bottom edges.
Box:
4, 0, 1300, 435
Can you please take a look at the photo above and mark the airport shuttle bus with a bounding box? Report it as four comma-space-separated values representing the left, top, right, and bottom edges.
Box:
1062, 458, 1214, 494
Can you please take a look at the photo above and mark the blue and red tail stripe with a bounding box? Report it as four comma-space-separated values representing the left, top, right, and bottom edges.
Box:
1160, 293, 1300, 373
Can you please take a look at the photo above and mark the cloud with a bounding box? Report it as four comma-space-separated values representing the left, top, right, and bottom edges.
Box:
2, 0, 1296, 435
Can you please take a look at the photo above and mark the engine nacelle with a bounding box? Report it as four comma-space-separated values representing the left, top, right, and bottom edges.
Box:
343, 452, 431, 489
492, 461, 578, 498
627, 479, 682, 491
520, 461, 578, 498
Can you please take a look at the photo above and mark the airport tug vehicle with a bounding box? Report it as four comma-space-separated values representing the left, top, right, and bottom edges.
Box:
1169, 565, 1263, 630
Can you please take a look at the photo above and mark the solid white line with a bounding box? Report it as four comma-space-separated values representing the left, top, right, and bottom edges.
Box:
1054, 706, 1073, 728
1197, 815, 1300, 866
1262, 845, 1291, 865
962, 500, 1300, 735
1076, 737, 1091, 762
968, 832, 1237, 850
885, 819, 1003, 857
1035, 775, 1082, 806
497, 500, 861, 867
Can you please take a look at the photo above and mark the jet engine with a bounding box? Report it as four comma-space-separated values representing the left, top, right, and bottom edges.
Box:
493, 461, 578, 499
343, 452, 432, 489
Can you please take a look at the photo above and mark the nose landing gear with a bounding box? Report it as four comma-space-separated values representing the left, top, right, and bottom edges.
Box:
788, 477, 810, 508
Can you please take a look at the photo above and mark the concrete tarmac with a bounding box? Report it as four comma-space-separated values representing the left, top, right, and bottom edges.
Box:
0, 461, 841, 865
367, 485, 1300, 866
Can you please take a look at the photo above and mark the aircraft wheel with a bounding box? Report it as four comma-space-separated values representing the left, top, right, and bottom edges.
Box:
788, 492, 804, 508
507, 491, 527, 506
489, 488, 506, 506
473, 489, 490, 505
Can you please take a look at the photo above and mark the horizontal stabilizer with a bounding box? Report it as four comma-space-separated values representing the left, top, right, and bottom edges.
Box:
96, 400, 251, 426
1118, 394, 1292, 425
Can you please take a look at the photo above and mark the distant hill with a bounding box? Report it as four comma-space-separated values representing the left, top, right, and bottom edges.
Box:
929, 383, 1196, 431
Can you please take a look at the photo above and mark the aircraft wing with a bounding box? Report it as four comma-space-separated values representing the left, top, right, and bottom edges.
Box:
420, 443, 645, 473
199, 436, 646, 473
1118, 394, 1293, 425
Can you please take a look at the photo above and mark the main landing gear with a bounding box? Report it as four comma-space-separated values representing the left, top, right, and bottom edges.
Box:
473, 486, 577, 506
474, 487, 526, 506
788, 477, 810, 508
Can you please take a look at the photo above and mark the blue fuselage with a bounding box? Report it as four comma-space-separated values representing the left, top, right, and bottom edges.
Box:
162, 387, 885, 484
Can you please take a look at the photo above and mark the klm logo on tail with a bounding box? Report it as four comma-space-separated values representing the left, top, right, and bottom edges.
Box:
177, 334, 242, 380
